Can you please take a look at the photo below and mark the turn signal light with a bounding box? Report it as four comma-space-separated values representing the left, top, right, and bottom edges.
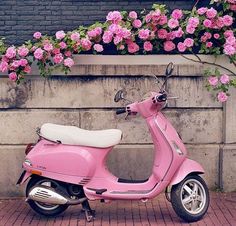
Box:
31, 170, 42, 176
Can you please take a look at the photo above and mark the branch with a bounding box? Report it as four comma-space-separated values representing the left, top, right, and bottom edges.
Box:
192, 0, 200, 12
180, 54, 236, 76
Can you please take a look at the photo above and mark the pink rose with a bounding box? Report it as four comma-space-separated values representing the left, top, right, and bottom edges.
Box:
81, 38, 92, 51
93, 44, 104, 52
206, 42, 213, 48
56, 30, 66, 40
129, 11, 137, 19
24, 65, 31, 74
87, 29, 97, 38
224, 30, 234, 38
184, 38, 194, 48
188, 17, 199, 28
65, 51, 72, 57
224, 44, 236, 55
138, 29, 150, 40
33, 32, 42, 39
220, 74, 230, 84
171, 9, 183, 20
164, 41, 175, 52
226, 36, 236, 45
177, 42, 186, 52
152, 9, 161, 21
217, 91, 228, 102
52, 48, 60, 55
9, 72, 17, 81
106, 11, 122, 23
11, 60, 20, 68
197, 7, 207, 15
71, 32, 80, 41
64, 58, 74, 68
113, 35, 122, 45
94, 27, 102, 36
17, 46, 29, 57
34, 48, 44, 60
186, 25, 195, 34
5, 47, 16, 59
132, 19, 142, 28
203, 19, 212, 28
230, 4, 236, 11
206, 7, 217, 19
168, 18, 179, 29
53, 53, 64, 64
223, 15, 233, 26
157, 29, 168, 39
216, 17, 224, 28
19, 59, 28, 67
204, 32, 212, 39
128, 42, 139, 53
102, 31, 113, 43
118, 45, 125, 50
43, 43, 53, 52
174, 27, 184, 38
59, 42, 67, 49
159, 15, 168, 25
143, 41, 153, 52
214, 33, 220, 39
0, 60, 9, 72
208, 76, 218, 86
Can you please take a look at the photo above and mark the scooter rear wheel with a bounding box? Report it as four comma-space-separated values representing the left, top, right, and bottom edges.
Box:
26, 176, 69, 217
171, 174, 209, 222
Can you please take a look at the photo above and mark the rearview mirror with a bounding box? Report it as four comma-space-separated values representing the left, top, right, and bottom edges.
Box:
165, 62, 174, 77
114, 90, 124, 102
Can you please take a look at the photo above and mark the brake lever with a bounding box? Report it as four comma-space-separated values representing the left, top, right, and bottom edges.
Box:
167, 96, 179, 100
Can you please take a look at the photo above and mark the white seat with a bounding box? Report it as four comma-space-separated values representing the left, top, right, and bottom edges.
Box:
40, 123, 122, 148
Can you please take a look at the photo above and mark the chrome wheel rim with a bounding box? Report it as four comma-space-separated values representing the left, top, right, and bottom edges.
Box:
180, 179, 206, 215
34, 181, 60, 211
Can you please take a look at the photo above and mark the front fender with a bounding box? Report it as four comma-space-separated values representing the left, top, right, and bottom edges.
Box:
169, 159, 204, 186
16, 171, 32, 185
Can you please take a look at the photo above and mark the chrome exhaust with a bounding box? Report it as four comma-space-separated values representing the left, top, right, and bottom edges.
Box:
27, 185, 87, 205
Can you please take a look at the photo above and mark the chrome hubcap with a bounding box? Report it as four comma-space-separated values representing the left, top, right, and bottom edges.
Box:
180, 179, 206, 215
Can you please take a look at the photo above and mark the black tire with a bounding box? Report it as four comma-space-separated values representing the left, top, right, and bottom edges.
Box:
26, 176, 69, 217
171, 174, 209, 222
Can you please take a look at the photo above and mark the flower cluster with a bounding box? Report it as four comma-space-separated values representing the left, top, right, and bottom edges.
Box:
0, 1, 235, 101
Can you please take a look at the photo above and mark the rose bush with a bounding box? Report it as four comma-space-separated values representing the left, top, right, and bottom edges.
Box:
0, 1, 235, 102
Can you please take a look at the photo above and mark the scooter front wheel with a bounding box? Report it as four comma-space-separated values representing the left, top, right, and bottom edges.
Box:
171, 174, 209, 222
26, 176, 69, 217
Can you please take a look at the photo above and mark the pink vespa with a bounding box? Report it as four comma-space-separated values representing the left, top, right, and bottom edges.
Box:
17, 63, 209, 222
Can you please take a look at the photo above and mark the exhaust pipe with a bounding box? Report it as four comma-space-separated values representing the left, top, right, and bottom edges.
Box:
27, 185, 87, 205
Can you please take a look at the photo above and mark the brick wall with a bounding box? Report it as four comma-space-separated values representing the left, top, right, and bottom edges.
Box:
0, 0, 204, 45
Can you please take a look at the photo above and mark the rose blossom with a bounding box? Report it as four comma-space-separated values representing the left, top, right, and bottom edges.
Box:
43, 43, 53, 52
102, 31, 113, 43
11, 60, 20, 68
94, 27, 102, 36
64, 58, 74, 67
87, 29, 97, 38
118, 45, 125, 50
52, 48, 60, 55
164, 41, 175, 52
217, 91, 228, 102
128, 42, 139, 53
129, 11, 137, 19
0, 60, 8, 72
186, 25, 195, 34
145, 13, 152, 23
70, 32, 80, 41
177, 42, 187, 52
53, 53, 64, 64
138, 29, 150, 40
203, 19, 212, 28
34, 48, 44, 60
56, 30, 66, 40
151, 9, 161, 21
171, 9, 183, 20
5, 47, 16, 59
24, 65, 31, 74
18, 46, 29, 57
81, 38, 92, 51
214, 33, 220, 39
226, 36, 236, 45
65, 51, 72, 57
93, 44, 104, 52
230, 4, 236, 11
224, 44, 236, 55
33, 32, 42, 39
208, 76, 218, 86
223, 15, 233, 26
224, 30, 234, 38
168, 18, 179, 29
159, 15, 168, 25
197, 7, 207, 15
9, 72, 17, 81
206, 7, 217, 19
184, 38, 194, 48
157, 29, 168, 39
106, 11, 122, 23
175, 27, 184, 38
19, 59, 28, 67
132, 19, 142, 28
206, 41, 213, 48
220, 74, 230, 84
188, 17, 199, 27
143, 41, 153, 52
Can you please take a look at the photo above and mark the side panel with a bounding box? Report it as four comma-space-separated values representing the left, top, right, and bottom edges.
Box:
169, 158, 204, 186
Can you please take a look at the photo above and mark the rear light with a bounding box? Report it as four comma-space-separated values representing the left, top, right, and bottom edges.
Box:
25, 143, 35, 155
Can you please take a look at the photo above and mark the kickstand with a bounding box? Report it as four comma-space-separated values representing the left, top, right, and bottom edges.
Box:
81, 200, 96, 222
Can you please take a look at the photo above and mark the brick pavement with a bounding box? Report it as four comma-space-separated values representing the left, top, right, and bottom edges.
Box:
0, 192, 235, 226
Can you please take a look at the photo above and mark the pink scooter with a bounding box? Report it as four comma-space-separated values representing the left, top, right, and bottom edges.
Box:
17, 63, 209, 222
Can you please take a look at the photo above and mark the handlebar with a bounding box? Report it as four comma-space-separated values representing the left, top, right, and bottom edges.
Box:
156, 93, 167, 102
116, 107, 126, 115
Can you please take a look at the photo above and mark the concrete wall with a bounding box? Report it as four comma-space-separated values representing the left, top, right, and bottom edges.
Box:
0, 55, 235, 196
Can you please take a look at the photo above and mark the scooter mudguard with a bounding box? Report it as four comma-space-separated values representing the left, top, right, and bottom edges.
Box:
169, 158, 204, 186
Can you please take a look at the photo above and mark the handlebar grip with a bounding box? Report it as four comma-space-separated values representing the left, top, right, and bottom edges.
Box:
156, 94, 167, 102
116, 108, 126, 115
